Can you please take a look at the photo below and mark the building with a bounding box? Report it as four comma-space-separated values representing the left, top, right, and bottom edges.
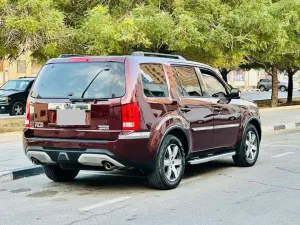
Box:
0, 53, 42, 86
228, 69, 300, 90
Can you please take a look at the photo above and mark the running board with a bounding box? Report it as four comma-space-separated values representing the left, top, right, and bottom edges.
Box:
187, 151, 236, 165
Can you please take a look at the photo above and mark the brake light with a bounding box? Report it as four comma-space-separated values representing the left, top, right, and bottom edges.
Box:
25, 103, 30, 127
69, 57, 90, 62
122, 103, 140, 130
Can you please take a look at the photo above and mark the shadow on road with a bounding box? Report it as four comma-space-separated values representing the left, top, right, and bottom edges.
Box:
42, 159, 236, 192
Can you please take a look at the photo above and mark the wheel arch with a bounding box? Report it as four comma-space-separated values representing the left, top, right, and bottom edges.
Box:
245, 118, 262, 142
157, 125, 191, 159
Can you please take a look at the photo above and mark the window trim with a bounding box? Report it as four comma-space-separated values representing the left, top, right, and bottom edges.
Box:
198, 67, 230, 98
171, 64, 205, 99
139, 63, 171, 100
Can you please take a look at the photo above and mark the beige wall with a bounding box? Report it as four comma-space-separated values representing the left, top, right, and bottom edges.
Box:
0, 53, 42, 86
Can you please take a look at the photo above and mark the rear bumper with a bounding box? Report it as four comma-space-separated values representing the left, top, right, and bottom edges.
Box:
22, 130, 155, 170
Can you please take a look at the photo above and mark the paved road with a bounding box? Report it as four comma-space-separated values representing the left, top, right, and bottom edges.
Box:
0, 130, 299, 225
241, 90, 300, 101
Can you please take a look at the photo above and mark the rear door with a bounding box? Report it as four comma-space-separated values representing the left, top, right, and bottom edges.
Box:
30, 60, 126, 140
171, 65, 214, 152
199, 68, 241, 149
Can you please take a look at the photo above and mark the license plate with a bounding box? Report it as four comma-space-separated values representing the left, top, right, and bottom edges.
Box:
56, 109, 86, 126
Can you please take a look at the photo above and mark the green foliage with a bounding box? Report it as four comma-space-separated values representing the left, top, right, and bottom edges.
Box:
0, 0, 69, 59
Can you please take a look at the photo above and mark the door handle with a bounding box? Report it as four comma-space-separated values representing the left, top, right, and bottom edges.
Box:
180, 107, 191, 112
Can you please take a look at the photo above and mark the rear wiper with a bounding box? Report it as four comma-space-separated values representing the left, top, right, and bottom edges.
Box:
69, 98, 109, 103
81, 68, 110, 98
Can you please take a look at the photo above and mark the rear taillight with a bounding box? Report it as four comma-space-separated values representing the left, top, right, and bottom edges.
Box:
25, 103, 30, 127
122, 103, 140, 130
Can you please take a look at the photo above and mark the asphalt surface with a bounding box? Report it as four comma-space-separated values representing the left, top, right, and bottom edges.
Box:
0, 129, 299, 225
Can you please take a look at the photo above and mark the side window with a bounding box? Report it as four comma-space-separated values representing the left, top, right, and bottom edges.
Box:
140, 64, 169, 97
172, 66, 203, 97
200, 70, 228, 98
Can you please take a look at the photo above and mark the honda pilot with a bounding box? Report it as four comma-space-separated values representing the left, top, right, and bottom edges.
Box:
23, 52, 261, 190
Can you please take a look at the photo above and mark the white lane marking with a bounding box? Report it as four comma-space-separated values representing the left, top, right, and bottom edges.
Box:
181, 176, 203, 184
79, 196, 131, 212
272, 152, 295, 158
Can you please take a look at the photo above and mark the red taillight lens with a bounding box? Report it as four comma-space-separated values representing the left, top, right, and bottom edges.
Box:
25, 103, 30, 127
122, 103, 140, 130
69, 57, 90, 62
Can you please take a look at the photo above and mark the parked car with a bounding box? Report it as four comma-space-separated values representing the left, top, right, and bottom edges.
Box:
257, 78, 288, 92
23, 52, 261, 190
0, 77, 35, 115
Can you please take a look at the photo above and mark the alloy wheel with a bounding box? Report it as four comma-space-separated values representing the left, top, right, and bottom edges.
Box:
14, 103, 24, 115
164, 144, 183, 182
245, 131, 258, 162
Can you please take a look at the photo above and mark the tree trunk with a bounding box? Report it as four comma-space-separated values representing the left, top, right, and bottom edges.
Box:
287, 73, 293, 105
271, 66, 278, 108
219, 68, 229, 83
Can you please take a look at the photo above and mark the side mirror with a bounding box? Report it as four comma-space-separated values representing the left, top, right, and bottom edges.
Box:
230, 88, 241, 99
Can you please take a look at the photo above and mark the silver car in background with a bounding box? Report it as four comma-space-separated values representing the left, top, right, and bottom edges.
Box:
257, 78, 288, 92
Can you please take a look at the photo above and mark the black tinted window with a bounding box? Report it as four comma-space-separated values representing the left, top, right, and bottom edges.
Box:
172, 66, 202, 97
31, 62, 125, 99
140, 64, 169, 97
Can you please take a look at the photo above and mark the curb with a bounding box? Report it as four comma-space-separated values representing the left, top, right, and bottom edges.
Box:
0, 166, 44, 182
262, 122, 300, 134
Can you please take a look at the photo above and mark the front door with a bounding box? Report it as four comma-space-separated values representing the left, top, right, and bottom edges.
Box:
199, 68, 241, 149
171, 65, 215, 152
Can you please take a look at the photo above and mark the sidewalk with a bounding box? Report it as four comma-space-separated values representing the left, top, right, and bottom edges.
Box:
0, 142, 43, 182
1, 106, 300, 181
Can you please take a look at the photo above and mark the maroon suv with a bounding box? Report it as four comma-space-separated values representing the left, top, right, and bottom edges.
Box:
23, 52, 261, 190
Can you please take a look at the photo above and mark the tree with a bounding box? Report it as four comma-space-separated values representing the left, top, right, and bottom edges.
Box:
275, 0, 300, 104
0, 0, 70, 61
243, 0, 289, 107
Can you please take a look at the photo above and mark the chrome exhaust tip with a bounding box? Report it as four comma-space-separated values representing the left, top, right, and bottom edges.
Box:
103, 161, 116, 171
31, 157, 40, 165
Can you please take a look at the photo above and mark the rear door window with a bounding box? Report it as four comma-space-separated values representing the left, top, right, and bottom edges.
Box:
172, 66, 203, 97
31, 62, 125, 99
140, 64, 169, 97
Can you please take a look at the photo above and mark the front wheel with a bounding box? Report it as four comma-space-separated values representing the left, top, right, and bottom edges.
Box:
148, 135, 185, 190
233, 124, 260, 167
10, 101, 25, 116
44, 165, 79, 182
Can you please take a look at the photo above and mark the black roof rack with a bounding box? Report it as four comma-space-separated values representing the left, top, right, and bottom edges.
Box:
132, 51, 186, 60
58, 54, 88, 58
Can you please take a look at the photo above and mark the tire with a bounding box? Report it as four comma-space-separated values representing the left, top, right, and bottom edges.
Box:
265, 89, 269, 91
280, 86, 287, 92
44, 165, 79, 182
233, 124, 260, 167
148, 135, 185, 190
259, 86, 265, 91
10, 101, 25, 116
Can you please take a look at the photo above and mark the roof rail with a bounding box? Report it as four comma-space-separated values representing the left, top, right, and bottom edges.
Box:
132, 51, 185, 60
58, 54, 88, 58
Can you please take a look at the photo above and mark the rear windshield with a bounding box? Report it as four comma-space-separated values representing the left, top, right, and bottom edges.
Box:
31, 62, 125, 99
